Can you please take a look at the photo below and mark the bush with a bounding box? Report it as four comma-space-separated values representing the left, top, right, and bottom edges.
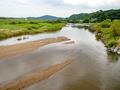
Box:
100, 19, 111, 28
106, 39, 117, 47
18, 21, 22, 24
83, 18, 90, 23
111, 20, 120, 36
29, 21, 39, 24
31, 26, 39, 29
101, 23, 111, 28
88, 25, 96, 32
10, 21, 17, 24
96, 24, 101, 33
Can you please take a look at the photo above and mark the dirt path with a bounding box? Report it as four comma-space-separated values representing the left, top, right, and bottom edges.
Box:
0, 36, 70, 59
0, 59, 73, 90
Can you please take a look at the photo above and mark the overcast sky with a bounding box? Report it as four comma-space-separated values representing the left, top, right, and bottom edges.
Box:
0, 0, 120, 17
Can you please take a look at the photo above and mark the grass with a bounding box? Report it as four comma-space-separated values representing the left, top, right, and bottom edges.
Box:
89, 19, 120, 48
0, 19, 66, 40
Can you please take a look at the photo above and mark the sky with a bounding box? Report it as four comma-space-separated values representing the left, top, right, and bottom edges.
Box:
0, 0, 120, 17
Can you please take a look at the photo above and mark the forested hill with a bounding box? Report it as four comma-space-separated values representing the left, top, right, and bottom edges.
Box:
69, 13, 89, 21
68, 9, 120, 23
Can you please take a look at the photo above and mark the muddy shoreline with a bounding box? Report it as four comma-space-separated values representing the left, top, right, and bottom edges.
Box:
0, 36, 70, 59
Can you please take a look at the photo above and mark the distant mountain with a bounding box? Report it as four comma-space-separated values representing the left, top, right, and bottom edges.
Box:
28, 15, 59, 20
38, 15, 59, 20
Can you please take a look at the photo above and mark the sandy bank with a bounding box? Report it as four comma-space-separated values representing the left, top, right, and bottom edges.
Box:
0, 36, 70, 59
64, 41, 75, 44
0, 59, 73, 90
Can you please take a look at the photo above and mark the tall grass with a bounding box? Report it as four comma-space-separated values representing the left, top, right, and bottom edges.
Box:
111, 20, 120, 36
0, 19, 66, 40
89, 19, 120, 47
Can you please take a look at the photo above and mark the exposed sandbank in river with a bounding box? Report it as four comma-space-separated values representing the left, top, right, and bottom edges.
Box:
0, 36, 70, 59
0, 60, 73, 90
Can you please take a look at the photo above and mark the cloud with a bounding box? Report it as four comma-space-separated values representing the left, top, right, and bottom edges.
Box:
17, 0, 28, 4
42, 0, 63, 5
0, 0, 119, 17
64, 0, 120, 9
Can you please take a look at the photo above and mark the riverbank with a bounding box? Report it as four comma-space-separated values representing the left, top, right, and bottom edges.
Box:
89, 20, 120, 54
0, 19, 66, 40
0, 36, 70, 59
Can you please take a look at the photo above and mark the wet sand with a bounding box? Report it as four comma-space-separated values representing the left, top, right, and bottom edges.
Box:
0, 36, 70, 59
64, 41, 75, 44
0, 60, 73, 90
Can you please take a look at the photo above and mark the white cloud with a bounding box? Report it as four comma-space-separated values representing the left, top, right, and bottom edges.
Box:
18, 0, 28, 4
0, 0, 119, 17
64, 0, 120, 8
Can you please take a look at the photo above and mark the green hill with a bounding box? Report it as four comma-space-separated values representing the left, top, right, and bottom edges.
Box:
68, 9, 120, 23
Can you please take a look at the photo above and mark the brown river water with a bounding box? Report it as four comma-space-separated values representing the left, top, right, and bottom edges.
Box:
0, 24, 120, 90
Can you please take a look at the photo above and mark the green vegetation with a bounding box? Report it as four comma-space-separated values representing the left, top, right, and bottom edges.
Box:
0, 18, 66, 40
68, 9, 120, 53
67, 13, 89, 23
90, 9, 120, 22
89, 19, 120, 48
68, 9, 120, 23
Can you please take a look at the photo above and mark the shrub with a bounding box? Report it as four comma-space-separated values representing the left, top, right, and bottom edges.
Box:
111, 20, 120, 36
100, 19, 111, 28
27, 27, 33, 30
106, 39, 117, 47
18, 21, 22, 24
29, 21, 39, 24
83, 18, 90, 23
96, 24, 101, 33
101, 23, 111, 28
10, 21, 17, 24
31, 26, 39, 29
88, 24, 97, 32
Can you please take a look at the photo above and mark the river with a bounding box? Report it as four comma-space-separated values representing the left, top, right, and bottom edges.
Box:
0, 24, 120, 90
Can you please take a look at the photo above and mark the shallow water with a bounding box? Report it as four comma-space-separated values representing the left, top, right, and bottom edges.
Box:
0, 24, 120, 90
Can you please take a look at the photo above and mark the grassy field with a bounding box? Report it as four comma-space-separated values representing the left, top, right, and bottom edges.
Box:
0, 18, 66, 40
89, 19, 120, 48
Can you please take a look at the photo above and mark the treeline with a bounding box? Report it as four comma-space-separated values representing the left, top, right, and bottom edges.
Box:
67, 9, 120, 23
68, 13, 89, 23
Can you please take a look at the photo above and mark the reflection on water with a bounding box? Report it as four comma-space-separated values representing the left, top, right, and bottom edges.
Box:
0, 24, 120, 90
